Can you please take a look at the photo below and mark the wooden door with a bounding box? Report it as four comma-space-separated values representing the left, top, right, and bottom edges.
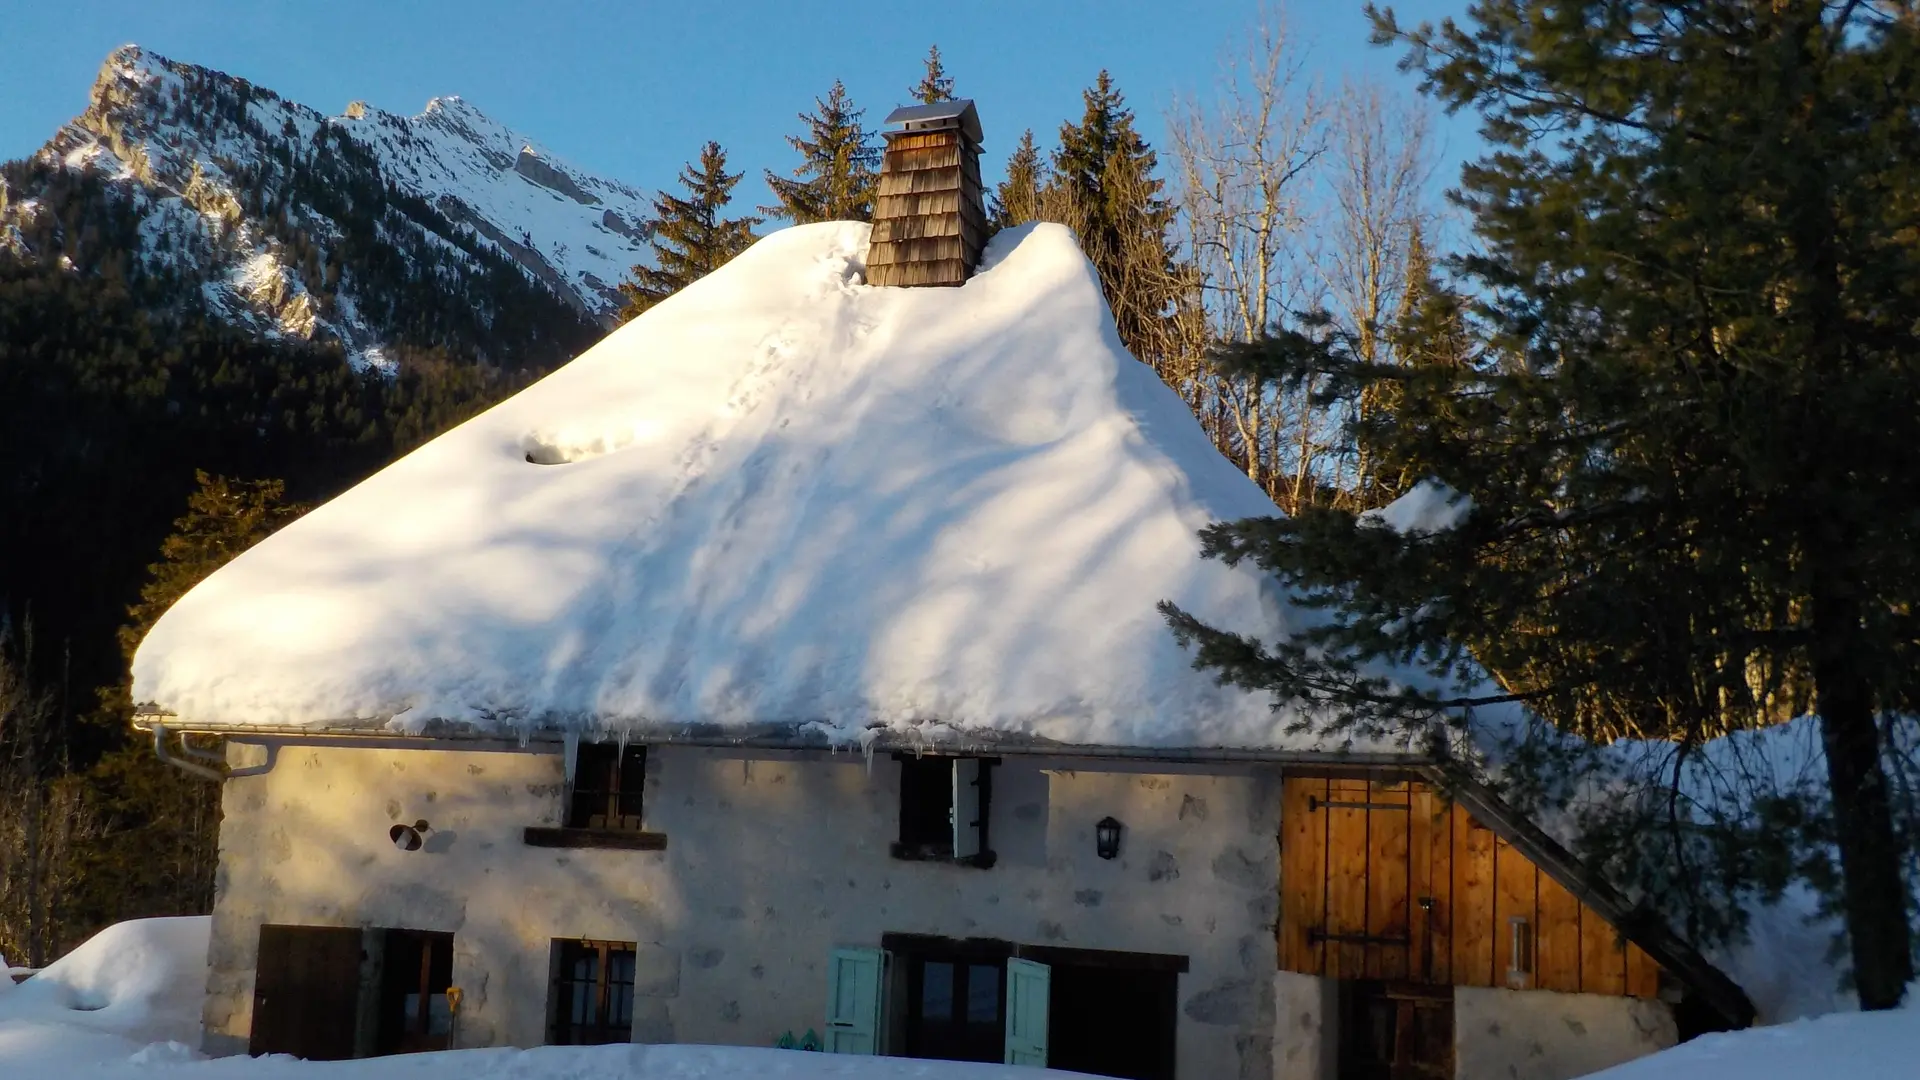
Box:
1338, 980, 1453, 1080
375, 929, 455, 1054
250, 925, 363, 1060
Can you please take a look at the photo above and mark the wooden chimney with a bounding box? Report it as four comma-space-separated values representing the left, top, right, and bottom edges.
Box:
867, 99, 985, 287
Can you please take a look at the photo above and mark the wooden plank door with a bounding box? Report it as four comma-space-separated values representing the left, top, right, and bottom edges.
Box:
250, 925, 363, 1060
1338, 981, 1454, 1080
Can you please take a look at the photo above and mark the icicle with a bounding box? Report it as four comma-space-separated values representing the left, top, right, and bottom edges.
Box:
562, 730, 580, 786
859, 727, 882, 775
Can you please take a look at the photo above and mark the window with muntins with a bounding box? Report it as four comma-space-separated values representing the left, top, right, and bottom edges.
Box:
567, 743, 645, 830
550, 939, 637, 1045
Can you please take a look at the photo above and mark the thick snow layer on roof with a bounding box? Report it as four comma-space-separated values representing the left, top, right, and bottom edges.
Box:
132, 222, 1391, 749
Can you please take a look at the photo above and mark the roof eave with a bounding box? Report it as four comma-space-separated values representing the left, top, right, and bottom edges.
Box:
131, 711, 1429, 765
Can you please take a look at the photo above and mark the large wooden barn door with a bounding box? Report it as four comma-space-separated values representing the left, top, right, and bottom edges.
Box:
1280, 776, 1662, 998
1281, 778, 1427, 981
250, 924, 363, 1060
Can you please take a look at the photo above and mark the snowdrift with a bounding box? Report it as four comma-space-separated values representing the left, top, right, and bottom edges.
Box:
0, 916, 208, 1045
131, 222, 1392, 750
1583, 989, 1919, 1080
0, 916, 208, 1068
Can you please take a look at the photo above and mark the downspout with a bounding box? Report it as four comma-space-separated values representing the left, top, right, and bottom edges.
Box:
150, 723, 278, 780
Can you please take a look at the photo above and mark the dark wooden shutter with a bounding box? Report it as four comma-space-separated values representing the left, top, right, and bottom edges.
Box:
250, 925, 363, 1060
614, 745, 646, 827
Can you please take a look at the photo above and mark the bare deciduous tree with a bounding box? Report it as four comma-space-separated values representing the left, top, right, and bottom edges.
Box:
1319, 79, 1436, 505
0, 622, 94, 968
1167, 7, 1327, 506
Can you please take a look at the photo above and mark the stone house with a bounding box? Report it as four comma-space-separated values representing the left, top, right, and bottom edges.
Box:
130, 101, 1752, 1080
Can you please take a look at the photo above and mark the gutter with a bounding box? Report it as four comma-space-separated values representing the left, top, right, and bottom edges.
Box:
149, 723, 277, 781
130, 713, 1433, 768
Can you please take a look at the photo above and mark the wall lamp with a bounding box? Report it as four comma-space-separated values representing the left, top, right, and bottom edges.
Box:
1095, 816, 1123, 860
390, 819, 431, 852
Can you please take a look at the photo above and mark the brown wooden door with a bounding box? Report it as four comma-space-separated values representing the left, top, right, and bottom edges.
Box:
375, 929, 456, 1055
1338, 980, 1453, 1080
250, 925, 363, 1060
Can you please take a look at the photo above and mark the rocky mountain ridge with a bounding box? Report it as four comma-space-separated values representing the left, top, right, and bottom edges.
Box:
0, 45, 651, 367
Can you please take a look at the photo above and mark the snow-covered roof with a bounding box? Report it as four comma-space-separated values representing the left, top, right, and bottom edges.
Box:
131, 222, 1399, 751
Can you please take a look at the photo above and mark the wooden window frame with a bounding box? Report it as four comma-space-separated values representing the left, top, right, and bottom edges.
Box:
888, 754, 996, 868
548, 938, 637, 1046
523, 742, 666, 851
568, 743, 645, 829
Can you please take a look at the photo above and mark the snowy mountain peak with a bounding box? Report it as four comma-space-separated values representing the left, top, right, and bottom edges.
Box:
4, 45, 655, 364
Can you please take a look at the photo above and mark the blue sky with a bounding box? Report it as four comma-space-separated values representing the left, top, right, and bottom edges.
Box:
0, 0, 1477, 214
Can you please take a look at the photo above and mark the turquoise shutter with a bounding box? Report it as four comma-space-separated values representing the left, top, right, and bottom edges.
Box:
952, 758, 982, 859
1003, 957, 1050, 1066
824, 947, 885, 1054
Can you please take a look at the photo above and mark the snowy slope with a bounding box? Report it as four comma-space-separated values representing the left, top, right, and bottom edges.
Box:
3, 45, 651, 361
1581, 993, 1919, 1080
335, 92, 654, 312
132, 221, 1418, 751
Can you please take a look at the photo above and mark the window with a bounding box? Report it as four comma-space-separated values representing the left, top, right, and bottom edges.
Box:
523, 742, 665, 850
568, 743, 646, 830
549, 939, 637, 1045
907, 955, 1007, 1063
891, 754, 994, 866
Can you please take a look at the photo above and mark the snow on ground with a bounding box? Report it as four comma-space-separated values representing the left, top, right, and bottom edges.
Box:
133, 221, 1430, 752
0, 918, 1095, 1080
1582, 989, 1920, 1080
0, 917, 207, 1069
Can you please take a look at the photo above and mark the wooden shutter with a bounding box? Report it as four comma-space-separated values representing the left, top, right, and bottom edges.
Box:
249, 925, 363, 1060
951, 758, 982, 860
1003, 957, 1050, 1066
824, 947, 885, 1054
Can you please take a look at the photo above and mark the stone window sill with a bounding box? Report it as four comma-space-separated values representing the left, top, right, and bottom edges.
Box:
889, 841, 996, 868
523, 826, 668, 851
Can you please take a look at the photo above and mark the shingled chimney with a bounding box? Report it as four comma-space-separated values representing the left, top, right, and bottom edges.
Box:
866, 100, 985, 287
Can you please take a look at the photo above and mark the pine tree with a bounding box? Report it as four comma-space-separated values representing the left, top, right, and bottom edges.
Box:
1044, 72, 1185, 374
1166, 1, 1920, 1008
911, 45, 955, 104
116, 472, 306, 660
989, 129, 1045, 232
619, 142, 761, 321
761, 82, 880, 225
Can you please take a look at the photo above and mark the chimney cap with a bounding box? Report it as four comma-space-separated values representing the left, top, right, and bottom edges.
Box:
882, 99, 983, 145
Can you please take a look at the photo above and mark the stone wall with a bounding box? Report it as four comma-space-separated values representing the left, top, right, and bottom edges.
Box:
1454, 984, 1676, 1080
1270, 970, 1336, 1080
203, 741, 1285, 1079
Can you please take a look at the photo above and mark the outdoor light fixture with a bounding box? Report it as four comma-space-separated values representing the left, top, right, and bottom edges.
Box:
1095, 816, 1123, 860
390, 819, 431, 852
